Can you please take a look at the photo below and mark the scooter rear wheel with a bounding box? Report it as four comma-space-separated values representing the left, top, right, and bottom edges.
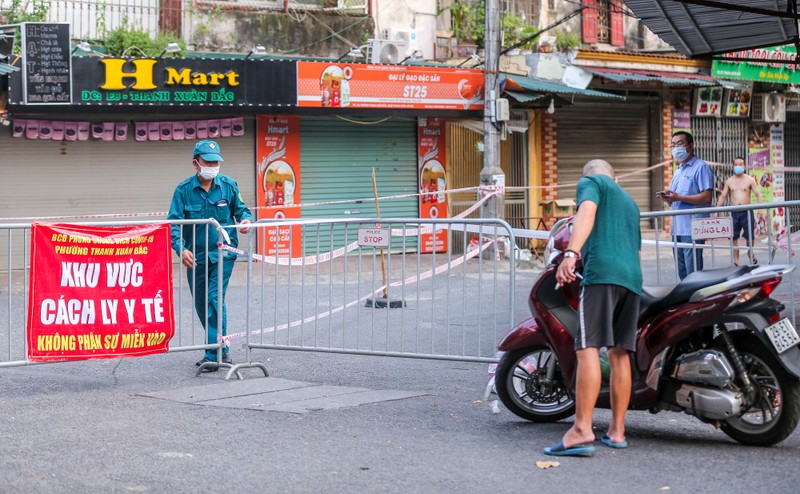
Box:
719, 334, 800, 446
495, 346, 575, 422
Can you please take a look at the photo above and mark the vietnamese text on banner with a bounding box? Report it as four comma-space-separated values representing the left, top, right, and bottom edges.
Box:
26, 222, 175, 361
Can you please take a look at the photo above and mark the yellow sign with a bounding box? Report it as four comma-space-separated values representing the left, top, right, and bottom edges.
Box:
100, 59, 240, 91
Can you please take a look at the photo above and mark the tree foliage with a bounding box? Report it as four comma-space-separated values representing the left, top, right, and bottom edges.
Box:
104, 25, 185, 58
0, 0, 49, 53
1, 0, 49, 24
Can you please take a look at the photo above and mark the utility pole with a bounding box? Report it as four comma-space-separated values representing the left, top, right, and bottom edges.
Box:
480, 0, 505, 219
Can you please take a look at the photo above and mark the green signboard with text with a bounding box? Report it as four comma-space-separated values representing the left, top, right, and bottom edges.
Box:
712, 45, 800, 84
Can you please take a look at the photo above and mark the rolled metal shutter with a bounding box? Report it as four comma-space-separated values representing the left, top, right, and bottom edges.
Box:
691, 116, 748, 204
0, 118, 256, 220
556, 99, 653, 213
299, 116, 419, 251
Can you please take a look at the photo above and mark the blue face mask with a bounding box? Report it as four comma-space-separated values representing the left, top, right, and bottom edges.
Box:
671, 146, 690, 163
733, 165, 745, 175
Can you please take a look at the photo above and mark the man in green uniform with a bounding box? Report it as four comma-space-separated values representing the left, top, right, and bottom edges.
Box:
168, 140, 252, 371
546, 159, 642, 456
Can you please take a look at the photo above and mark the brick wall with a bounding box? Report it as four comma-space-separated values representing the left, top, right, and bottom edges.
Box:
662, 99, 680, 232
662, 100, 675, 191
541, 114, 558, 201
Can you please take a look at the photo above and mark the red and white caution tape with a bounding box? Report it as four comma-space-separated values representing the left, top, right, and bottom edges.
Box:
221, 191, 502, 266
220, 237, 496, 343
2, 158, 695, 223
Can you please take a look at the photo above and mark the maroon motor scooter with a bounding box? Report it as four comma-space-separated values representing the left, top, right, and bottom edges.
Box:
495, 218, 800, 446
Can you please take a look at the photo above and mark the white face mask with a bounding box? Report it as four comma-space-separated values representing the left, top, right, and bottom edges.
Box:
671, 146, 690, 163
198, 165, 219, 180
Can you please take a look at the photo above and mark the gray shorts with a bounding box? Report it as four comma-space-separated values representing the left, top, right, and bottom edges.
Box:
576, 284, 639, 352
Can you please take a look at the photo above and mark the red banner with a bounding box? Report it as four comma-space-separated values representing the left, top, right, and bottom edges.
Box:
297, 62, 484, 110
418, 118, 448, 253
256, 115, 302, 257
27, 223, 175, 361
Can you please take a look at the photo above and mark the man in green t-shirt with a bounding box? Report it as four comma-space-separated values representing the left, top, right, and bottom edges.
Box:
545, 159, 642, 457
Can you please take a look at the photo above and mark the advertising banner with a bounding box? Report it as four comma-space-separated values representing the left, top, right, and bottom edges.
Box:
256, 115, 302, 258
21, 22, 72, 105
711, 45, 800, 84
672, 108, 691, 133
27, 223, 175, 361
418, 118, 448, 253
771, 124, 786, 232
297, 61, 484, 110
747, 123, 783, 235
9, 57, 297, 108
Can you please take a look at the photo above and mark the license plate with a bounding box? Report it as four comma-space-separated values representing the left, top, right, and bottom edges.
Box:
765, 318, 800, 354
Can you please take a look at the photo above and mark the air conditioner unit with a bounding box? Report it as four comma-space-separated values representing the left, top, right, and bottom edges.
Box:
382, 28, 418, 56
752, 93, 786, 123
367, 38, 406, 64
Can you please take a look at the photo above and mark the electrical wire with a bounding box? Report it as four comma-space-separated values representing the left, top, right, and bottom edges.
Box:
286, 8, 308, 23
282, 15, 371, 54
500, 7, 585, 56
335, 115, 393, 125
306, 11, 359, 49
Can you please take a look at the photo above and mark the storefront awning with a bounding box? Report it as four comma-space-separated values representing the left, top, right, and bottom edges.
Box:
585, 67, 749, 88
0, 62, 20, 75
500, 74, 624, 100
504, 91, 545, 103
625, 0, 800, 58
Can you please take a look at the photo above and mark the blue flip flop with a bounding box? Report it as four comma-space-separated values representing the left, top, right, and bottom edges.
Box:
600, 434, 628, 449
543, 441, 595, 457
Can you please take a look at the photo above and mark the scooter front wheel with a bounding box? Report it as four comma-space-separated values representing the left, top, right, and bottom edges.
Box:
495, 346, 575, 422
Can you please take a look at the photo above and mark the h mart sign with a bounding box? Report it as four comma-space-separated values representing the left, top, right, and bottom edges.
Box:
691, 217, 733, 240
100, 59, 241, 90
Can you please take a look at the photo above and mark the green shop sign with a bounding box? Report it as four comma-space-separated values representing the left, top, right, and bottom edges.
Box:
712, 45, 800, 84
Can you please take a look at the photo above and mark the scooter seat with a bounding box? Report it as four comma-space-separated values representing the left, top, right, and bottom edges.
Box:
639, 265, 751, 322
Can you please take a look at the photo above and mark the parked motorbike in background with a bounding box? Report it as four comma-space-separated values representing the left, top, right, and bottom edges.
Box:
495, 218, 800, 446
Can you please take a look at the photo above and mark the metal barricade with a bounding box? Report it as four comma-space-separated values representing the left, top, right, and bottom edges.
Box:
0, 219, 237, 375
641, 200, 800, 324
228, 218, 516, 377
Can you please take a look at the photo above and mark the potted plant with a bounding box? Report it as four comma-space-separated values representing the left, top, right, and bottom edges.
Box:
502, 15, 539, 54
553, 29, 580, 52
439, 0, 483, 56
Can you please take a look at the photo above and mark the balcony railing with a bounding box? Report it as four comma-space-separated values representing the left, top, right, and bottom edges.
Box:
0, 0, 368, 43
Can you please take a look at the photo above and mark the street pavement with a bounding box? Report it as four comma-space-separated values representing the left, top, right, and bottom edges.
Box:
1, 347, 798, 493
2, 253, 800, 493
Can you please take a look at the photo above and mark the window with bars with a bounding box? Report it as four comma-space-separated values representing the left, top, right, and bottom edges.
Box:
582, 0, 624, 46
501, 0, 539, 23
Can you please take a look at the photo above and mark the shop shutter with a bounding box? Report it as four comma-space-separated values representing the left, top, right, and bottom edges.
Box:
582, 0, 599, 44
555, 99, 653, 217
299, 116, 419, 252
448, 118, 529, 252
690, 116, 747, 204
610, 0, 625, 47
0, 118, 256, 220
0, 118, 256, 270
